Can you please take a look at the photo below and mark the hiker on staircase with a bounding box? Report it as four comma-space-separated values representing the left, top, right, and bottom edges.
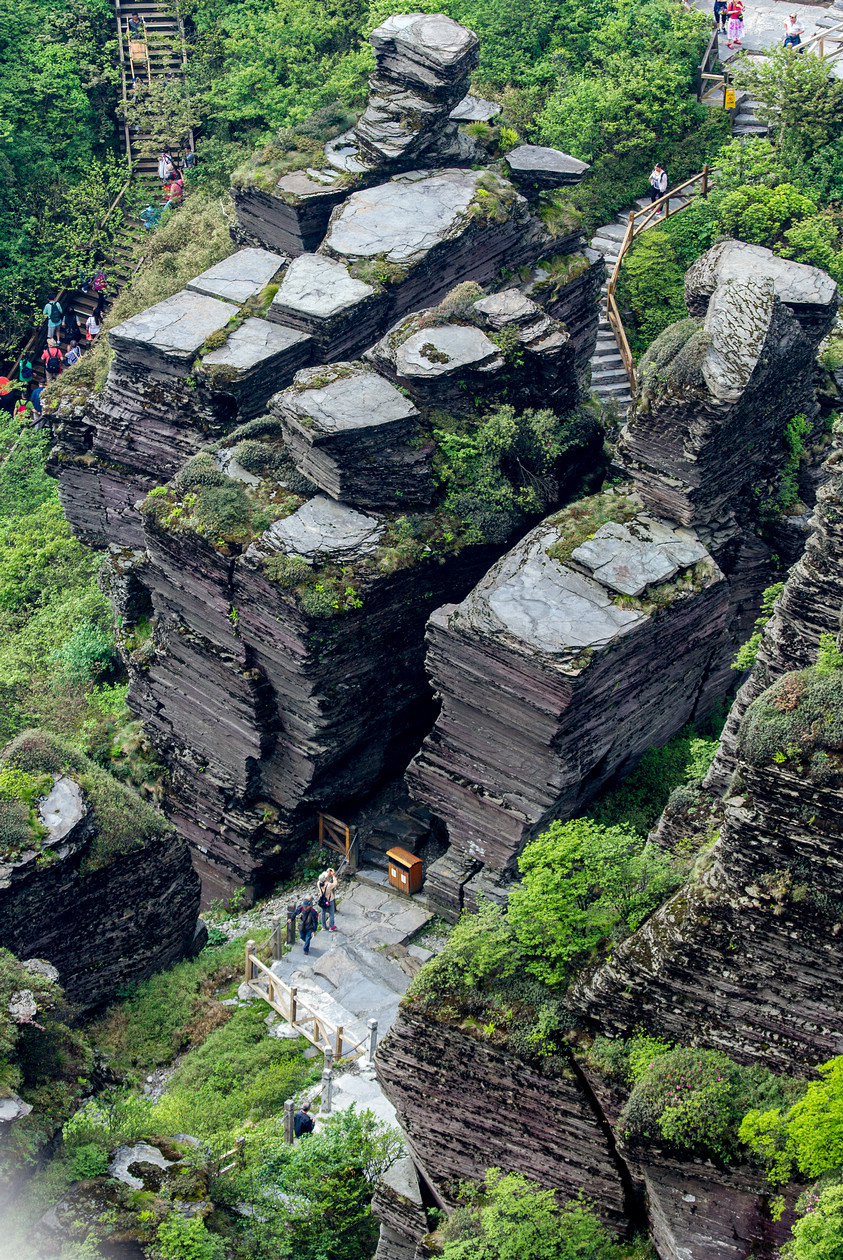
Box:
42, 340, 63, 378
648, 163, 669, 210
318, 868, 339, 932
42, 297, 63, 342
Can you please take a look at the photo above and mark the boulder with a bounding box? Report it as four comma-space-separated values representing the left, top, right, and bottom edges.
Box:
108, 289, 239, 379
196, 317, 312, 421
267, 253, 385, 361
505, 144, 590, 195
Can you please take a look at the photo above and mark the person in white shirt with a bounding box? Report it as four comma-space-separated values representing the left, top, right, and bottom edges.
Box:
86, 313, 101, 342
648, 163, 669, 210
783, 13, 804, 47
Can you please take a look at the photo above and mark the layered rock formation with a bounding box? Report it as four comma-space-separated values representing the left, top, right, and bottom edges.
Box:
0, 732, 202, 1008
407, 245, 838, 915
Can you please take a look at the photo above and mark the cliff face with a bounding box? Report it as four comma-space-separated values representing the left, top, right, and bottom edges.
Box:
0, 733, 201, 1009
375, 1006, 631, 1231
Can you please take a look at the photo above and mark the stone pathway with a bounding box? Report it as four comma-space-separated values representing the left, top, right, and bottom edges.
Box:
234, 877, 438, 1130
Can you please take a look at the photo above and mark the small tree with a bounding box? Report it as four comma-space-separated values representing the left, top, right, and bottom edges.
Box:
731, 50, 843, 161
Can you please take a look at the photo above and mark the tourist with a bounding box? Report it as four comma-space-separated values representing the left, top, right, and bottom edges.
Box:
93, 289, 107, 321
65, 340, 83, 368
63, 305, 81, 345
783, 13, 804, 47
30, 384, 44, 423
183, 149, 196, 170
294, 1102, 314, 1138
43, 296, 63, 340
127, 11, 144, 38
86, 311, 101, 342
158, 151, 176, 182
296, 897, 319, 955
714, 0, 728, 33
13, 395, 28, 423
726, 0, 744, 48
648, 162, 669, 209
41, 339, 63, 377
318, 867, 338, 931
167, 171, 184, 203
18, 356, 33, 386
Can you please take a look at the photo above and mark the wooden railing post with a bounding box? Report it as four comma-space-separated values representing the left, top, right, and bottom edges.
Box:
271, 917, 282, 960
286, 903, 296, 946
702, 164, 709, 198
289, 986, 297, 1027
245, 939, 255, 983
335, 1025, 343, 1059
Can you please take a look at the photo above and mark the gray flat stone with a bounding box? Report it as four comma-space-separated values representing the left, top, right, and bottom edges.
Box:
454, 527, 647, 653
322, 169, 482, 267
8, 989, 37, 1020
109, 289, 238, 368
396, 324, 501, 378
381, 1156, 423, 1204
506, 145, 590, 188
38, 776, 85, 844
186, 248, 285, 304
407, 944, 433, 962
343, 883, 391, 911
473, 289, 542, 329
685, 239, 838, 326
573, 524, 678, 596
312, 950, 358, 989
109, 1142, 173, 1190
20, 958, 60, 983
284, 366, 417, 433
0, 1094, 32, 1124
202, 317, 309, 373
331, 976, 398, 1017
450, 94, 501, 122
272, 254, 375, 320
257, 494, 384, 561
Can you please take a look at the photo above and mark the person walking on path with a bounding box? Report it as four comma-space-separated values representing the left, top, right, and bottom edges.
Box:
783, 13, 804, 47
43, 297, 63, 341
42, 339, 63, 378
18, 357, 33, 387
85, 312, 101, 343
293, 897, 319, 954
648, 163, 669, 210
294, 1102, 314, 1138
726, 0, 744, 48
63, 305, 81, 346
318, 867, 338, 931
714, 0, 728, 33
30, 384, 44, 424
65, 340, 83, 368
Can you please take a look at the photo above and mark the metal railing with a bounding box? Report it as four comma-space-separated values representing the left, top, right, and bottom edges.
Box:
605, 165, 711, 393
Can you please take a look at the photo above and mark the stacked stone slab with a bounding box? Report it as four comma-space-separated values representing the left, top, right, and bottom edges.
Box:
52, 248, 310, 549
353, 14, 479, 167
271, 363, 434, 507
408, 507, 731, 906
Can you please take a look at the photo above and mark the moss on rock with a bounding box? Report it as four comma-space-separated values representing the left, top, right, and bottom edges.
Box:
738, 663, 843, 779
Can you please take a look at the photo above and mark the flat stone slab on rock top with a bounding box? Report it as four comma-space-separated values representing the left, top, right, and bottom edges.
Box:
109, 289, 239, 374
473, 288, 544, 329
450, 94, 501, 122
321, 169, 483, 267
270, 253, 376, 321
453, 526, 648, 654
571, 517, 708, 597
38, 776, 86, 844
255, 494, 384, 562
281, 365, 418, 434
369, 13, 480, 86
186, 248, 286, 304
685, 239, 838, 323
202, 317, 310, 374
396, 324, 501, 378
506, 145, 590, 188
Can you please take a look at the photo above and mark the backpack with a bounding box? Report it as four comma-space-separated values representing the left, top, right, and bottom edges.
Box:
19, 360, 33, 382
44, 348, 61, 376
93, 271, 106, 293
300, 906, 317, 934
46, 302, 62, 324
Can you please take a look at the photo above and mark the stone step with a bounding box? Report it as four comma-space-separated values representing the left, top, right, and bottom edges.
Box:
592, 367, 631, 384
593, 222, 628, 241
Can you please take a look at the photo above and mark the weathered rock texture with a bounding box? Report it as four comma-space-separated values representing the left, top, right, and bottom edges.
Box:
707, 452, 843, 792
408, 505, 734, 904
0, 744, 201, 1010
376, 1006, 631, 1230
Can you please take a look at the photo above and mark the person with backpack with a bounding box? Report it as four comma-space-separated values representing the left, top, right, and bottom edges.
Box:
294, 1102, 314, 1138
41, 339, 63, 377
93, 290, 107, 321
66, 340, 83, 368
43, 297, 63, 339
18, 357, 33, 386
291, 897, 319, 954
317, 867, 338, 931
63, 306, 81, 345
86, 312, 101, 342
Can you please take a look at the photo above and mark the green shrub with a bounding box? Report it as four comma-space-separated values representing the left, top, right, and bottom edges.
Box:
69, 1142, 110, 1180
621, 1046, 804, 1162
156, 1212, 225, 1260
615, 231, 688, 356
738, 664, 843, 775
740, 1055, 843, 1185
438, 1169, 620, 1260
263, 554, 312, 589
732, 581, 784, 671
782, 1183, 843, 1260
49, 621, 117, 687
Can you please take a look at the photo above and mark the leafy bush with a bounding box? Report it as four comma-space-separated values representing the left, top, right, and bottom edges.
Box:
732, 581, 784, 671
69, 1142, 110, 1180
740, 1056, 843, 1185
781, 1182, 843, 1260
49, 621, 117, 687
438, 1169, 620, 1260
507, 818, 680, 987
738, 661, 843, 776
615, 231, 688, 356
156, 1212, 225, 1260
621, 1045, 804, 1163
731, 49, 843, 163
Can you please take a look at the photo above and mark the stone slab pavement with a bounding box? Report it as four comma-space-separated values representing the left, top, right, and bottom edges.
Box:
692, 0, 837, 60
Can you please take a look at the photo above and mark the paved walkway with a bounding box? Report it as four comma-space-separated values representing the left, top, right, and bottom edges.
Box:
235, 877, 439, 1130
693, 0, 836, 58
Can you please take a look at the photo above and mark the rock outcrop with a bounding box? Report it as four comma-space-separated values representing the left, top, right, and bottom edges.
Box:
0, 732, 202, 1009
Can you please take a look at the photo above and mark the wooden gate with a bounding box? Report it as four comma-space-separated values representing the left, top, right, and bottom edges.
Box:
317, 812, 358, 871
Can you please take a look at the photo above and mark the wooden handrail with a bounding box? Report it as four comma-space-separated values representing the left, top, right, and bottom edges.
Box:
798, 17, 843, 58
604, 165, 711, 393
244, 941, 369, 1061
697, 24, 720, 100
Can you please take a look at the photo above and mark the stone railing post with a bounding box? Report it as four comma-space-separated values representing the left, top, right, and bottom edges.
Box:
245, 939, 255, 983
321, 1065, 333, 1114
284, 1098, 295, 1144
367, 1018, 378, 1065
286, 904, 296, 946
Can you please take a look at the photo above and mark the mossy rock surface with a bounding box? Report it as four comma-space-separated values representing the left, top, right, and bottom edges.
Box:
738, 666, 843, 781
637, 316, 709, 408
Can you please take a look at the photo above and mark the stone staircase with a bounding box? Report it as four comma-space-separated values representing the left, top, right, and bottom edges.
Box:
588, 194, 690, 411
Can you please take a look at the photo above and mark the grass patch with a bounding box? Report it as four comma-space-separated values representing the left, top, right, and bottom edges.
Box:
88, 932, 267, 1072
